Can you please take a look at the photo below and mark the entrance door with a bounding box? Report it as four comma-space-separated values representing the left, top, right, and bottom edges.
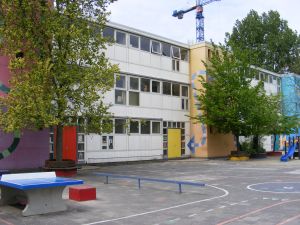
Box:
167, 128, 181, 158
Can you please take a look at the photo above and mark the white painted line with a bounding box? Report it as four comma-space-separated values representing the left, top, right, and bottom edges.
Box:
229, 203, 238, 206
247, 182, 300, 194
263, 197, 269, 200
241, 200, 248, 203
272, 198, 279, 201
168, 218, 180, 223
188, 214, 197, 218
219, 206, 226, 209
82, 185, 229, 225
205, 209, 214, 212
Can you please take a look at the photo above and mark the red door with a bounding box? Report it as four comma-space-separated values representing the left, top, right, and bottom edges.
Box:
62, 126, 77, 161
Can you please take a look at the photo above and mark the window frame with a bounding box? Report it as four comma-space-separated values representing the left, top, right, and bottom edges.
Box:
151, 80, 161, 94
172, 83, 180, 97
129, 120, 140, 134
171, 46, 181, 59
181, 85, 189, 98
141, 120, 151, 134
115, 30, 127, 45
151, 40, 162, 55
129, 34, 140, 49
163, 81, 172, 95
114, 118, 127, 134
140, 36, 151, 52
115, 74, 127, 90
129, 76, 139, 91
151, 121, 161, 134
128, 91, 140, 106
140, 78, 150, 92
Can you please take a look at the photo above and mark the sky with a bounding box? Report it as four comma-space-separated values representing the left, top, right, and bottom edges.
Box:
107, 0, 300, 44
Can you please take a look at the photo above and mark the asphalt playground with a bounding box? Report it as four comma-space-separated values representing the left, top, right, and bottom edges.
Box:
1, 157, 300, 225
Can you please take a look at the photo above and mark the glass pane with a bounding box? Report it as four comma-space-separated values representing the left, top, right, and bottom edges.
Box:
181, 122, 185, 128
177, 122, 181, 128
116, 75, 126, 89
129, 92, 139, 106
78, 134, 84, 142
130, 34, 139, 48
116, 31, 126, 45
130, 121, 139, 133
163, 121, 167, 127
172, 83, 180, 96
172, 46, 180, 59
115, 90, 126, 105
141, 36, 150, 52
141, 120, 150, 134
181, 86, 188, 97
78, 143, 84, 151
152, 80, 160, 93
141, 78, 150, 92
78, 152, 84, 160
163, 82, 171, 95
181, 99, 185, 110
173, 122, 176, 128
163, 128, 167, 134
108, 136, 113, 149
130, 77, 139, 90
151, 41, 161, 54
185, 99, 189, 110
181, 48, 189, 61
115, 119, 126, 134
103, 27, 114, 41
162, 43, 171, 57
152, 121, 161, 134
102, 136, 107, 144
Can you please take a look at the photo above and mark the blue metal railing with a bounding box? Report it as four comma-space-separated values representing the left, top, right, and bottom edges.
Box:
94, 172, 205, 193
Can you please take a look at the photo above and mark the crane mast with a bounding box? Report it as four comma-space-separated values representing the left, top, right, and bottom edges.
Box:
172, 0, 220, 42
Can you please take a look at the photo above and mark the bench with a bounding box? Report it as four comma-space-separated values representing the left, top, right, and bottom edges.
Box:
0, 172, 83, 216
94, 172, 205, 193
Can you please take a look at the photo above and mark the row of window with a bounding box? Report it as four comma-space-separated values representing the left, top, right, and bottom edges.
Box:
115, 74, 189, 109
255, 72, 281, 85
115, 119, 161, 134
103, 26, 189, 61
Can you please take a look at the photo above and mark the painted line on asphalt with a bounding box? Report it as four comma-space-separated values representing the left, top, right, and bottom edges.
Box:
0, 217, 15, 225
205, 209, 214, 212
82, 184, 229, 225
216, 199, 300, 225
168, 218, 180, 223
247, 182, 300, 194
276, 214, 300, 225
188, 214, 197, 218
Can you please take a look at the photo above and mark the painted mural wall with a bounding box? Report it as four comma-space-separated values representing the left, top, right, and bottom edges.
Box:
0, 56, 49, 170
189, 43, 235, 158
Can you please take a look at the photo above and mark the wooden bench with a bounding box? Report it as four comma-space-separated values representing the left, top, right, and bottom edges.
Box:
0, 172, 83, 216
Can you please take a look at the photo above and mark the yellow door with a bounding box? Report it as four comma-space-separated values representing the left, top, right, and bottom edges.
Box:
168, 128, 181, 158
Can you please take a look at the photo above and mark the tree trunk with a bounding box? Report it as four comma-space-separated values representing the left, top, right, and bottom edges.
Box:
55, 124, 63, 162
253, 135, 259, 151
235, 134, 240, 152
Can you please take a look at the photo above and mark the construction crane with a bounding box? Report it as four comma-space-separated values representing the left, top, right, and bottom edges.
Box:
172, 0, 221, 42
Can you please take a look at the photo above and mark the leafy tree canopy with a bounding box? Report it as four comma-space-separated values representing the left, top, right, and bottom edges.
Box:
226, 10, 300, 74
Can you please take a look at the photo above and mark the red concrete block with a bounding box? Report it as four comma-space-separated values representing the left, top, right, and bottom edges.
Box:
69, 185, 96, 201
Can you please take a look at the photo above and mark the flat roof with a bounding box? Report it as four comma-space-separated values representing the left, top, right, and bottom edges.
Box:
107, 21, 190, 49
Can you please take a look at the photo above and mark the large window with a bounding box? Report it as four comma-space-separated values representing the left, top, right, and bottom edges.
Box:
151, 40, 161, 54
181, 86, 189, 97
129, 34, 139, 48
141, 78, 150, 92
171, 46, 181, 59
172, 83, 180, 96
103, 27, 114, 41
115, 90, 126, 105
116, 75, 126, 89
116, 31, 126, 45
163, 82, 171, 95
141, 120, 151, 134
115, 119, 126, 134
129, 91, 139, 106
129, 77, 139, 90
162, 43, 171, 57
152, 121, 161, 134
141, 36, 150, 52
130, 120, 139, 133
152, 80, 160, 93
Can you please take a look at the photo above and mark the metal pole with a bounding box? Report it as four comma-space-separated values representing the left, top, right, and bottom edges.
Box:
138, 178, 141, 189
179, 183, 182, 193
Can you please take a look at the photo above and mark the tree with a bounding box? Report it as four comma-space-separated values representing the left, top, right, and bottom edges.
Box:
226, 10, 300, 74
0, 0, 119, 161
194, 44, 285, 151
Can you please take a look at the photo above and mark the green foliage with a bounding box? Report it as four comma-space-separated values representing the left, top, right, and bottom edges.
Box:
194, 44, 286, 150
0, 0, 119, 160
226, 10, 300, 73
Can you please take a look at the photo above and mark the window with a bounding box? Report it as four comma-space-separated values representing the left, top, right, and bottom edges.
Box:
181, 86, 188, 97
103, 27, 114, 41
116, 31, 126, 45
163, 82, 171, 95
162, 43, 171, 57
129, 91, 139, 106
130, 34, 139, 48
171, 46, 181, 59
129, 77, 139, 90
130, 120, 139, 133
269, 75, 273, 83
152, 121, 161, 134
141, 120, 150, 134
277, 77, 281, 85
181, 99, 189, 110
115, 90, 126, 105
172, 59, 180, 71
115, 119, 126, 134
116, 75, 126, 89
172, 83, 180, 96
151, 40, 161, 54
207, 49, 211, 60
181, 48, 189, 61
152, 80, 160, 93
141, 36, 150, 52
141, 78, 150, 92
